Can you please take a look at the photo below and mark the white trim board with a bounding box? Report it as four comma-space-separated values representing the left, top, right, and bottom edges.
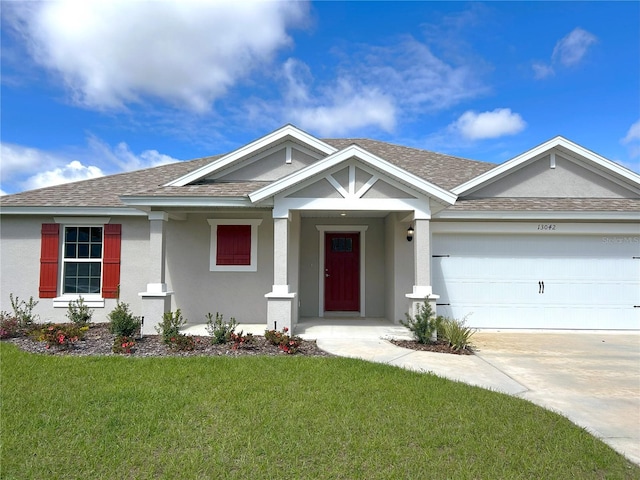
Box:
316, 225, 369, 317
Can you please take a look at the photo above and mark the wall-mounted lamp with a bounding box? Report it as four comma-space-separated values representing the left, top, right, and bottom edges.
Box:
407, 225, 414, 242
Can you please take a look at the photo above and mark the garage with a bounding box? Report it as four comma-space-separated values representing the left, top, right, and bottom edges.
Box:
432, 225, 640, 330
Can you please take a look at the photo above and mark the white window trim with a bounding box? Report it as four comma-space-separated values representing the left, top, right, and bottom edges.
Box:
54, 223, 106, 308
207, 219, 263, 272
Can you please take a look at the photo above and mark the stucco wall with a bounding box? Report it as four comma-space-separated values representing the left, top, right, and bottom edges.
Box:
470, 154, 635, 198
164, 212, 274, 326
0, 215, 150, 324
298, 216, 386, 317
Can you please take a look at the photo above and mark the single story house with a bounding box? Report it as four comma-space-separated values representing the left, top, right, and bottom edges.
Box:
1, 125, 638, 334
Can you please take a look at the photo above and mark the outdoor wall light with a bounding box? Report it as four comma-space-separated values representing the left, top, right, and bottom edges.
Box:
407, 225, 414, 242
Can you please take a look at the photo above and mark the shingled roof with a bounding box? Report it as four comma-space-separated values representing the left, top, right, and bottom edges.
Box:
0, 139, 494, 208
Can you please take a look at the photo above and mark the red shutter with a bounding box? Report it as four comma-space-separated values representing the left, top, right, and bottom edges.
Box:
39, 223, 60, 298
102, 224, 121, 298
217, 225, 251, 265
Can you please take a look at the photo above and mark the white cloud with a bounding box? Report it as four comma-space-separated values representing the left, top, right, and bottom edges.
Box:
6, 0, 307, 112
24, 161, 105, 191
0, 138, 180, 194
532, 62, 554, 80
533, 27, 597, 79
621, 119, 640, 159
271, 37, 487, 136
552, 28, 598, 67
450, 108, 526, 140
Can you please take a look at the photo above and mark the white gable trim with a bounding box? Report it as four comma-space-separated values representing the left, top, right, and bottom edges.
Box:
452, 136, 640, 195
250, 145, 457, 205
165, 125, 337, 187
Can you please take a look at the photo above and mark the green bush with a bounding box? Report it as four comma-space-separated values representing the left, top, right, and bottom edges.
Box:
156, 309, 187, 345
400, 299, 441, 344
9, 294, 39, 328
0, 313, 21, 339
112, 335, 136, 354
108, 302, 141, 337
264, 327, 301, 354
66, 297, 93, 327
205, 312, 237, 345
440, 316, 475, 352
33, 323, 88, 350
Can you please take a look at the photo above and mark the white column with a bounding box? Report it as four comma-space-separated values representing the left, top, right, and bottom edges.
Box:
147, 211, 168, 293
265, 213, 296, 332
139, 211, 173, 335
405, 215, 438, 338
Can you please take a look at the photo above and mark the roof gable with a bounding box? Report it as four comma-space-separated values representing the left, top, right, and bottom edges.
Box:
452, 136, 640, 197
249, 144, 456, 206
165, 124, 337, 187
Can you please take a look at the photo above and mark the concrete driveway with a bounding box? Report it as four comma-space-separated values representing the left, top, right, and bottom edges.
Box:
472, 332, 640, 465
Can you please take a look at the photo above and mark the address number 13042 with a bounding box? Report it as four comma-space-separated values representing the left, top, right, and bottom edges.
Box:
537, 224, 557, 231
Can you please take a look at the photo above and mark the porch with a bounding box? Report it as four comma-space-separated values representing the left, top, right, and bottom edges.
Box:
182, 317, 413, 341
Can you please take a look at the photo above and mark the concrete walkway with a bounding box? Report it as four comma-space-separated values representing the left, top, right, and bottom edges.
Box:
296, 321, 640, 466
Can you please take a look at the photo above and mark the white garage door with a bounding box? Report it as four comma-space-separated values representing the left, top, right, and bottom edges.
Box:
432, 233, 640, 329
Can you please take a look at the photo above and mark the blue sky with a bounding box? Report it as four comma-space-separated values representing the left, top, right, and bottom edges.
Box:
1, 1, 639, 196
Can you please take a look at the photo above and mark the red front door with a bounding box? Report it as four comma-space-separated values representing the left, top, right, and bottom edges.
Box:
324, 232, 360, 312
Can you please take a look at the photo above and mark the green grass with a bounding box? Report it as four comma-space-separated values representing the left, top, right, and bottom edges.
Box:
1, 343, 638, 479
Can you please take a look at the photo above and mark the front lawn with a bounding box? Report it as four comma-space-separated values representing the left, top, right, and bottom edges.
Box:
1, 343, 637, 479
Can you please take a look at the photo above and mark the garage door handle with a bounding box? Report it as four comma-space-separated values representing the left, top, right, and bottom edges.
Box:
538, 281, 545, 294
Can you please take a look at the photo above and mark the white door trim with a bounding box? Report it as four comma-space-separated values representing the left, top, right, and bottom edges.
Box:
316, 225, 369, 317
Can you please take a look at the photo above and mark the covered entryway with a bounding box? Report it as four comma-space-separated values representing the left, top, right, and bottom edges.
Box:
432, 227, 640, 329
324, 232, 360, 311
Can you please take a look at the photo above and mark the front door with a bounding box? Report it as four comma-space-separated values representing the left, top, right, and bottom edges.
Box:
324, 232, 360, 311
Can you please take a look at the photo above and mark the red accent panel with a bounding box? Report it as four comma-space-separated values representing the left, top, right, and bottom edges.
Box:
102, 224, 121, 299
217, 225, 251, 265
324, 233, 360, 311
39, 224, 60, 298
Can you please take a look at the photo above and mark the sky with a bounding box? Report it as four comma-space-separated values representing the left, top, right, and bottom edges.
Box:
1, 1, 639, 196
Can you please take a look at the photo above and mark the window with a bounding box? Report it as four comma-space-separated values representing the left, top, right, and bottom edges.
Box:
63, 226, 103, 294
207, 219, 262, 272
39, 221, 121, 306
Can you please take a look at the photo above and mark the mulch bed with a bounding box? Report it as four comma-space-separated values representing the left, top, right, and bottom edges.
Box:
390, 339, 474, 355
4, 323, 332, 357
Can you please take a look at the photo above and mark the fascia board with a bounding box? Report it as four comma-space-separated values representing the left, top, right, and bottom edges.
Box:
452, 136, 564, 195
250, 145, 457, 205
452, 136, 640, 196
433, 209, 640, 221
119, 195, 255, 208
165, 125, 337, 187
0, 206, 147, 216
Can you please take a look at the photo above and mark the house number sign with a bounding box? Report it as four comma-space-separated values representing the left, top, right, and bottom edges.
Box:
536, 224, 557, 231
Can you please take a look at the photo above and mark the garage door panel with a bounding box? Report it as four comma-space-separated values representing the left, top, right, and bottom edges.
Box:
432, 233, 640, 330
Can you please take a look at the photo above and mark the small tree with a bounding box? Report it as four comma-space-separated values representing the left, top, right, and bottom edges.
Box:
401, 299, 441, 344
156, 309, 187, 345
66, 297, 93, 327
108, 302, 141, 337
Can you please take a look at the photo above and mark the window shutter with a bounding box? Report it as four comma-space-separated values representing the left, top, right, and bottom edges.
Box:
39, 223, 60, 298
217, 225, 251, 265
102, 224, 121, 299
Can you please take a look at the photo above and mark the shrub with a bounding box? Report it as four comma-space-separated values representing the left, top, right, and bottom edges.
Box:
264, 326, 301, 354
205, 312, 237, 345
440, 316, 475, 352
112, 335, 136, 354
229, 331, 254, 351
66, 297, 93, 327
156, 309, 187, 345
0, 313, 21, 339
167, 335, 196, 351
9, 294, 39, 328
108, 302, 141, 337
400, 299, 442, 344
34, 323, 88, 350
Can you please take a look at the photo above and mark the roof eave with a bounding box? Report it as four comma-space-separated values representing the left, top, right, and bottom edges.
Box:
0, 206, 147, 216
119, 195, 264, 209
433, 209, 640, 221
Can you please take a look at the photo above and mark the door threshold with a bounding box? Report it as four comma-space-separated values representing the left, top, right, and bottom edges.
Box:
323, 311, 361, 317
